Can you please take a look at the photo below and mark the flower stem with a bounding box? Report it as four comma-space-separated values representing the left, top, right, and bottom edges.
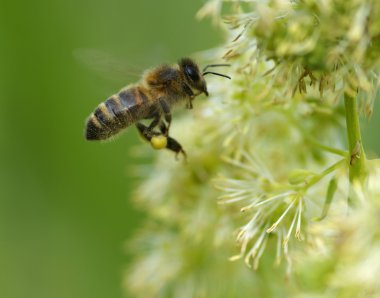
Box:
344, 93, 366, 183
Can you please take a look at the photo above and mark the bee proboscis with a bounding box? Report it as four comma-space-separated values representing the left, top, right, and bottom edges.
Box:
85, 57, 230, 158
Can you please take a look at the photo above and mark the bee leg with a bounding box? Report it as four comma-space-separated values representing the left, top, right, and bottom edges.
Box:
187, 99, 193, 109
158, 122, 186, 160
159, 99, 172, 136
137, 122, 161, 142
147, 113, 161, 131
166, 136, 187, 161
137, 122, 186, 160
136, 122, 152, 140
182, 83, 195, 109
158, 122, 168, 135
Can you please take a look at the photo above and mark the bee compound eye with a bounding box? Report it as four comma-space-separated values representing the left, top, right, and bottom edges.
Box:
185, 66, 199, 81
150, 135, 168, 150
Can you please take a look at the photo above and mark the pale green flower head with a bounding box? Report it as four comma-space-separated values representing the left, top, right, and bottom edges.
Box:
125, 116, 266, 298
125, 0, 380, 296
295, 162, 380, 297
202, 0, 380, 115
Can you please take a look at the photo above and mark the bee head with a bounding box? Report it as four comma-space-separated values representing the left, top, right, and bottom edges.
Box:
179, 58, 209, 96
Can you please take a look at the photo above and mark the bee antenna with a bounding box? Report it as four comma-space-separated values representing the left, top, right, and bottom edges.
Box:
203, 64, 231, 72
203, 71, 231, 80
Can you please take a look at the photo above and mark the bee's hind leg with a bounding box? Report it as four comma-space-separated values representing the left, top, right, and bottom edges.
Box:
147, 113, 161, 131
166, 136, 187, 161
136, 122, 186, 160
136, 122, 152, 140
158, 122, 187, 160
158, 122, 168, 135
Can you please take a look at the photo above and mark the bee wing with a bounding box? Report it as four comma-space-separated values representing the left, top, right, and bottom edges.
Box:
73, 48, 171, 84
73, 48, 145, 84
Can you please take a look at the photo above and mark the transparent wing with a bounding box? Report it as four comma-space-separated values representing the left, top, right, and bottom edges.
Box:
73, 48, 144, 84
73, 47, 171, 84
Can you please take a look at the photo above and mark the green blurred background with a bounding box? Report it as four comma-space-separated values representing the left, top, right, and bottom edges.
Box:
1, 1, 380, 298
0, 1, 222, 298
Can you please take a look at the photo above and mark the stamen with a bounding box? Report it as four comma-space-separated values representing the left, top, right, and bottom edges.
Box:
253, 234, 269, 270
283, 202, 299, 246
244, 229, 267, 267
239, 226, 259, 254
295, 198, 303, 240
237, 212, 261, 241
240, 196, 262, 212
241, 151, 274, 181
255, 191, 295, 207
219, 192, 253, 204
266, 198, 296, 233
223, 157, 260, 175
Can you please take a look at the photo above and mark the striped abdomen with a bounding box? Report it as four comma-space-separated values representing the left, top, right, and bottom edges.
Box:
85, 87, 150, 140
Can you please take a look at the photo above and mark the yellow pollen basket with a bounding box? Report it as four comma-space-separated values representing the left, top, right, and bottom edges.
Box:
150, 135, 168, 150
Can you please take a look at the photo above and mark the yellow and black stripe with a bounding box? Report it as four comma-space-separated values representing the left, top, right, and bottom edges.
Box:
85, 87, 150, 140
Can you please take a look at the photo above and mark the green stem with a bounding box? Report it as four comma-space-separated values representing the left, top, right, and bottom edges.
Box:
344, 93, 366, 183
308, 159, 345, 187
297, 159, 345, 192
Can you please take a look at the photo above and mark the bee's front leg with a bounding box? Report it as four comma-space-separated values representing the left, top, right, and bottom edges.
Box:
182, 83, 195, 110
186, 98, 194, 110
186, 92, 202, 110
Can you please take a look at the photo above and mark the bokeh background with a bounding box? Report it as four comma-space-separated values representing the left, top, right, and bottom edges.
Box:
0, 1, 222, 298
1, 1, 379, 298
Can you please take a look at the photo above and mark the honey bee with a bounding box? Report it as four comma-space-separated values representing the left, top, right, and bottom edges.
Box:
85, 58, 230, 158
